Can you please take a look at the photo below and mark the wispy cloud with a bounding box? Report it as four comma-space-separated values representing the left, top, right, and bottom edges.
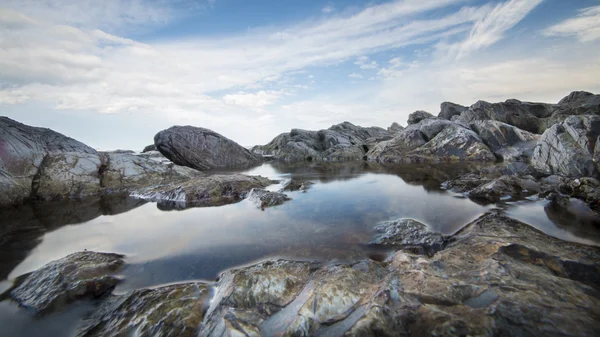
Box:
544, 5, 600, 42
322, 3, 335, 14
348, 73, 364, 79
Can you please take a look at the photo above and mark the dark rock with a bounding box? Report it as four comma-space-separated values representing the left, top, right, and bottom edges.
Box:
5, 251, 124, 315
468, 175, 540, 203
252, 121, 390, 162
110, 149, 135, 154
281, 179, 314, 192
77, 282, 211, 337
407, 110, 434, 125
155, 125, 262, 170
443, 173, 492, 193
142, 144, 156, 153
247, 188, 290, 209
131, 174, 276, 208
531, 115, 600, 178
372, 219, 446, 255
438, 102, 468, 120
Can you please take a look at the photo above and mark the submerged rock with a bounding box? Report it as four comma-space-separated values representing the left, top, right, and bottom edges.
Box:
247, 189, 290, 209
5, 252, 124, 315
131, 174, 277, 207
532, 115, 600, 178
77, 282, 212, 337
154, 125, 262, 170
372, 219, 446, 255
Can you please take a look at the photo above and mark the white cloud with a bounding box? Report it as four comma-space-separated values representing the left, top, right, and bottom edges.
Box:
223, 90, 283, 109
348, 73, 364, 79
322, 3, 335, 14
355, 56, 378, 69
544, 6, 600, 42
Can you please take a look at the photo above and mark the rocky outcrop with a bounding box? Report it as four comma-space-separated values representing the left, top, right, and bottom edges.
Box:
407, 110, 434, 124
3, 252, 124, 315
131, 174, 276, 208
367, 118, 496, 163
252, 122, 391, 162
458, 91, 600, 134
469, 120, 539, 161
438, 102, 468, 120
372, 218, 446, 255
531, 115, 600, 178
154, 126, 262, 170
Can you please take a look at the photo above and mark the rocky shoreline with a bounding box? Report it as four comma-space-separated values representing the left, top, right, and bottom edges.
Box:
1, 90, 600, 336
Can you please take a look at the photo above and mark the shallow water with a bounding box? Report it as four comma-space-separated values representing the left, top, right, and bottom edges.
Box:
1, 161, 599, 336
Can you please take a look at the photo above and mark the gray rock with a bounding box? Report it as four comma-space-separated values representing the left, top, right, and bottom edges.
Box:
77, 282, 211, 337
154, 125, 262, 170
387, 122, 404, 132
6, 251, 124, 315
247, 188, 290, 208
531, 115, 600, 177
34, 152, 103, 200
131, 174, 276, 208
438, 102, 468, 120
468, 175, 540, 203
281, 179, 314, 192
252, 121, 390, 162
372, 218, 446, 254
407, 110, 434, 125
469, 120, 539, 161
142, 144, 156, 153
0, 117, 97, 205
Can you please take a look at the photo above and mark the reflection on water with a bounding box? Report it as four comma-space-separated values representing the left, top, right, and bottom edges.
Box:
1, 162, 600, 294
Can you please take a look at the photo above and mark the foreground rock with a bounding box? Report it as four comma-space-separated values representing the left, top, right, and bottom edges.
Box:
3, 252, 124, 315
532, 115, 600, 178
155, 126, 262, 170
131, 174, 277, 208
78, 282, 211, 337
252, 121, 391, 162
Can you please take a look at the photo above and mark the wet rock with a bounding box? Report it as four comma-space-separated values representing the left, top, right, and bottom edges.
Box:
468, 175, 540, 203
281, 179, 314, 192
247, 189, 290, 209
34, 152, 103, 200
407, 110, 434, 125
154, 125, 262, 170
372, 219, 446, 255
131, 174, 276, 207
77, 282, 211, 337
5, 251, 124, 315
252, 122, 391, 162
141, 144, 156, 153
469, 120, 539, 161
532, 115, 600, 178
443, 173, 492, 193
556, 177, 600, 213
438, 102, 468, 120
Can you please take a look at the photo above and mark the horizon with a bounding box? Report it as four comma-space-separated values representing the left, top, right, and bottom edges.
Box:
1, 0, 599, 150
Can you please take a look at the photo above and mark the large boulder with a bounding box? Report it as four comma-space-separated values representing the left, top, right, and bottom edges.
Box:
0, 117, 97, 205
438, 102, 468, 120
531, 115, 600, 178
154, 126, 262, 170
4, 251, 124, 315
459, 91, 600, 134
407, 110, 434, 124
252, 122, 390, 162
469, 120, 539, 161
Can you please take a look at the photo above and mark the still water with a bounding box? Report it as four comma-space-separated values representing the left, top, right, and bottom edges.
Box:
0, 161, 599, 336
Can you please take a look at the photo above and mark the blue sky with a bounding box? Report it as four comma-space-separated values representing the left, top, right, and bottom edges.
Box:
1, 0, 599, 150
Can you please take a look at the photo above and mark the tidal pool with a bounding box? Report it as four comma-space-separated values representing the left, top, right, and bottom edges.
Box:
1, 162, 598, 336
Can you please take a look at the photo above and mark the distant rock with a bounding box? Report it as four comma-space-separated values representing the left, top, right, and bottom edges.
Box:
459, 91, 600, 134
438, 102, 468, 120
141, 144, 156, 153
531, 115, 600, 178
155, 125, 262, 170
252, 121, 391, 162
6, 251, 124, 315
407, 110, 434, 125
387, 122, 404, 132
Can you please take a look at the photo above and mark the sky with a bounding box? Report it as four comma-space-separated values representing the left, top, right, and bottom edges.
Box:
1, 0, 599, 150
